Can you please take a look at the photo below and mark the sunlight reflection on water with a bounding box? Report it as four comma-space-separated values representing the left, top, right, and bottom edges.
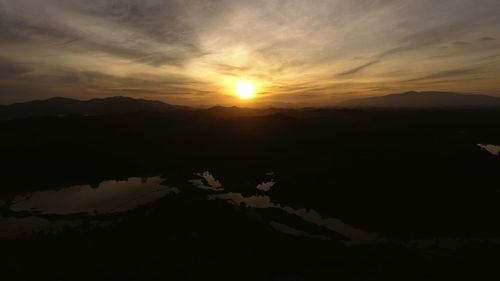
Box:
208, 192, 384, 244
0, 176, 178, 237
257, 180, 275, 192
187, 171, 384, 244
478, 144, 500, 156
189, 171, 223, 191
12, 177, 178, 214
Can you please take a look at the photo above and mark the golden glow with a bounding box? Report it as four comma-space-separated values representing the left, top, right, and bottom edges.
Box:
235, 80, 255, 99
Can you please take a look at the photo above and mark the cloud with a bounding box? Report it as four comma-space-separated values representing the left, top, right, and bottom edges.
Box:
335, 2, 500, 78
404, 68, 481, 82
1, 0, 500, 104
336, 60, 381, 77
0, 0, 207, 67
480, 36, 495, 41
0, 58, 30, 77
119, 88, 158, 94
453, 41, 470, 46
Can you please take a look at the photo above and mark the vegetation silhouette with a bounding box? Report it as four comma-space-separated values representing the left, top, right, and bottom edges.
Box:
1, 97, 500, 280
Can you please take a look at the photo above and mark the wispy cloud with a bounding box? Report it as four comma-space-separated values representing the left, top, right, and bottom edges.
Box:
0, 0, 500, 105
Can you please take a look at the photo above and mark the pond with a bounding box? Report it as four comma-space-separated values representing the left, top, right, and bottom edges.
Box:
190, 171, 384, 244
478, 144, 500, 156
0, 176, 178, 237
11, 176, 178, 214
2, 170, 495, 248
1, 171, 384, 243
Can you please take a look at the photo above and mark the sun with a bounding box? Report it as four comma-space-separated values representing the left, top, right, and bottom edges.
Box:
235, 80, 255, 99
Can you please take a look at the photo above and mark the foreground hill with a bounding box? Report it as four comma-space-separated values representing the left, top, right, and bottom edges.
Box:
2, 106, 500, 280
0, 96, 193, 119
339, 91, 500, 108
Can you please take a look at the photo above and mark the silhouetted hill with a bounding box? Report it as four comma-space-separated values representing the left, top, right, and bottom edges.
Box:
2, 106, 500, 280
202, 106, 278, 118
339, 91, 500, 108
0, 96, 193, 119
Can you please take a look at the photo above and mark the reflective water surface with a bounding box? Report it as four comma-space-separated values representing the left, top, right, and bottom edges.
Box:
0, 176, 178, 237
189, 171, 223, 191
12, 177, 178, 214
3, 170, 496, 248
257, 180, 275, 192
209, 192, 384, 244
478, 144, 500, 156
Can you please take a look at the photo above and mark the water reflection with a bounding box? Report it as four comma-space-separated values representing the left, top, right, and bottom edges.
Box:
2, 170, 497, 247
188, 171, 384, 244
189, 171, 223, 191
12, 177, 178, 214
208, 192, 384, 244
1, 176, 178, 237
3, 171, 383, 244
257, 180, 275, 192
478, 144, 500, 156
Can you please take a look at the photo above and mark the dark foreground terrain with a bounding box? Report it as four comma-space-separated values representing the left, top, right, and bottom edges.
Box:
1, 106, 500, 280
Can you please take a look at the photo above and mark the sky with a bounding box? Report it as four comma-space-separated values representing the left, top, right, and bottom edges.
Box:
0, 0, 500, 107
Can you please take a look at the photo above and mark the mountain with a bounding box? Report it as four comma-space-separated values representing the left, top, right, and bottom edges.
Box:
0, 96, 193, 119
202, 106, 279, 119
339, 91, 500, 108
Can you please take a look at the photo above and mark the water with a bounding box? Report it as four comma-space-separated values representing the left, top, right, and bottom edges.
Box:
209, 192, 384, 244
478, 144, 500, 156
12, 176, 178, 214
0, 176, 178, 237
2, 170, 492, 247
189, 171, 223, 191
257, 180, 275, 192
197, 172, 384, 244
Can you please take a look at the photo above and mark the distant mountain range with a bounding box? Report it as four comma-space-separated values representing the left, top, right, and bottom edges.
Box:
0, 96, 192, 119
339, 91, 500, 108
2, 91, 500, 119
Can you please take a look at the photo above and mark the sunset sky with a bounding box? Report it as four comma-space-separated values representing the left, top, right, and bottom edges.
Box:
1, 0, 500, 106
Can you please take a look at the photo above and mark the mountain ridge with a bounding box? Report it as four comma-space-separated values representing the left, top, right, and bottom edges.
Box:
0, 96, 193, 119
339, 91, 500, 108
3, 91, 500, 120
